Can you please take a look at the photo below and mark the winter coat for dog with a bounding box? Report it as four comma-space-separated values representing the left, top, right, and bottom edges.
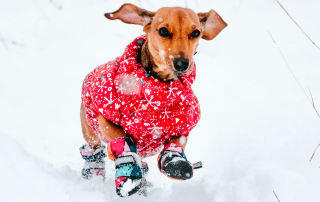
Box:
81, 35, 201, 158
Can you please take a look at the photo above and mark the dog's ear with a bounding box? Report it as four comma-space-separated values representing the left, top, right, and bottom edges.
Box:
104, 3, 155, 26
198, 10, 227, 40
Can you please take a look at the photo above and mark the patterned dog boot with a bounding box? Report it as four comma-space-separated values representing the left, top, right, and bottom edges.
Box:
108, 137, 144, 197
158, 142, 194, 180
80, 144, 106, 179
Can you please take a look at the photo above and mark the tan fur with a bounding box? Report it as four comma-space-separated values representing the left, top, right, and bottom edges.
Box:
145, 7, 202, 80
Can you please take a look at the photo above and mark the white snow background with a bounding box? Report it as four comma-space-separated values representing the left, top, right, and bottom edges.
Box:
1, 0, 320, 201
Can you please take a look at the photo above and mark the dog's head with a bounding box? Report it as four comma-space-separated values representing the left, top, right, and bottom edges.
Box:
105, 4, 227, 81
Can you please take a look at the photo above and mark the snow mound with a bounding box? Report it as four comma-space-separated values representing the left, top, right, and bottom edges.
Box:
1, 0, 320, 201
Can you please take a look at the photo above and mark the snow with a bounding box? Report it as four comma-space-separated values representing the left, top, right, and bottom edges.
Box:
1, 0, 320, 201
179, 136, 187, 145
159, 50, 166, 58
120, 179, 142, 196
118, 75, 141, 95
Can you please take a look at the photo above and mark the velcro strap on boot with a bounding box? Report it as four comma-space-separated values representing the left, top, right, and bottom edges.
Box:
160, 151, 184, 169
114, 152, 142, 168
115, 155, 136, 169
84, 161, 106, 169
80, 144, 106, 162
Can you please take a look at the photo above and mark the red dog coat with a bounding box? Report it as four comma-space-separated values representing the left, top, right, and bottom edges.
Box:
81, 35, 201, 158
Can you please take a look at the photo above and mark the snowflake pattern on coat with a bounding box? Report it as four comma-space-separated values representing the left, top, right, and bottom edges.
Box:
81, 35, 201, 158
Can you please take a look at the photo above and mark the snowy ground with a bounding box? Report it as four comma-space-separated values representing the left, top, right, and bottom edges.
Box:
1, 0, 320, 201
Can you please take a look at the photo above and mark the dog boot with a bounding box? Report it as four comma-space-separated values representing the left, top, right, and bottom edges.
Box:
81, 161, 105, 180
80, 144, 106, 179
108, 137, 144, 197
158, 142, 193, 180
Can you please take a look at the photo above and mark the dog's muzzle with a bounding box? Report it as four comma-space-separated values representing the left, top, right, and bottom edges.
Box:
173, 58, 189, 72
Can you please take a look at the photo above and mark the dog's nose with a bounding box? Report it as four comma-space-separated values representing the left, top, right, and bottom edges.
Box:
173, 58, 189, 72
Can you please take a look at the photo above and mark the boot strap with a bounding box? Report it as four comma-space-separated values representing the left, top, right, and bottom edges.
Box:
159, 151, 183, 169
114, 155, 135, 169
114, 152, 142, 168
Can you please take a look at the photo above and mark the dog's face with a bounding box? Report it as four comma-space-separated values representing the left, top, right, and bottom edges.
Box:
145, 7, 201, 80
105, 4, 227, 81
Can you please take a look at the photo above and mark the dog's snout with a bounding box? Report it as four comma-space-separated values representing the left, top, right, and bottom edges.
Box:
173, 58, 189, 72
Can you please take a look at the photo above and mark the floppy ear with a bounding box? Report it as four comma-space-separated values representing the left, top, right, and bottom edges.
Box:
198, 10, 227, 40
104, 3, 155, 26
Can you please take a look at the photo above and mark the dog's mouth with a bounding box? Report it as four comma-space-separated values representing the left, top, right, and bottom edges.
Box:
174, 70, 187, 77
163, 68, 192, 81
148, 59, 194, 81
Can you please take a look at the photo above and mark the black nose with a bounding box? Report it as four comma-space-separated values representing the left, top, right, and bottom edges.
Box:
173, 58, 189, 72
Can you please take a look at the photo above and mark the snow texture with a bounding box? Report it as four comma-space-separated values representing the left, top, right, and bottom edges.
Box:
1, 0, 320, 201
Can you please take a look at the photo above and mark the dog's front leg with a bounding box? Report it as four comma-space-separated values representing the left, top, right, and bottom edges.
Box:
157, 136, 194, 180
167, 136, 188, 150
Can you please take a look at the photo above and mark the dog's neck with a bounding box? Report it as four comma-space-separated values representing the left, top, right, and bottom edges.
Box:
141, 40, 154, 73
141, 40, 175, 81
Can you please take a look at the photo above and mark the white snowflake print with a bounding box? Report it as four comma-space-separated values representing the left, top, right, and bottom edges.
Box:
144, 94, 161, 108
148, 123, 163, 138
96, 80, 107, 93
103, 93, 114, 107
118, 84, 126, 94
161, 108, 171, 119
166, 83, 178, 98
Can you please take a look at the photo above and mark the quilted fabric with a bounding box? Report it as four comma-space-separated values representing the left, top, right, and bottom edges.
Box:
81, 35, 201, 158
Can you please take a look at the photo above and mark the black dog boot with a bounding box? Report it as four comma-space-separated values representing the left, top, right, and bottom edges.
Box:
80, 144, 106, 179
158, 142, 193, 180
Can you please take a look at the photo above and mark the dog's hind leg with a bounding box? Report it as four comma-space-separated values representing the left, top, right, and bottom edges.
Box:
96, 114, 127, 142
80, 103, 106, 179
81, 102, 127, 148
80, 103, 101, 149
80, 103, 144, 195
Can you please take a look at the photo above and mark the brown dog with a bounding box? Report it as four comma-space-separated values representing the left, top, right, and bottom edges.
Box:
81, 3, 227, 150
80, 3, 227, 195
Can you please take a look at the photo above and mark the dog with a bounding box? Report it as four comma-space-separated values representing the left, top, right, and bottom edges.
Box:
79, 3, 227, 197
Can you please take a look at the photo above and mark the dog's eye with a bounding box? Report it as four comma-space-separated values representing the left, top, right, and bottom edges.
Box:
190, 29, 200, 38
159, 27, 170, 37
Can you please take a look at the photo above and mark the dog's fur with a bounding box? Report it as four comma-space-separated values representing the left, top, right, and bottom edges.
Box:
81, 4, 227, 152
